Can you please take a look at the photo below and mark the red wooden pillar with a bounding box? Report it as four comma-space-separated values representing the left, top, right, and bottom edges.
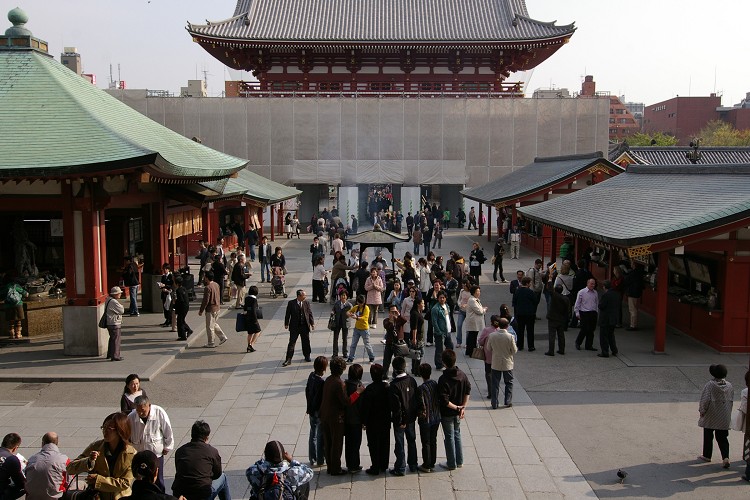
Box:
201, 206, 211, 245
258, 206, 265, 240
511, 206, 518, 228
270, 205, 276, 241
486, 204, 492, 243
150, 202, 168, 270
654, 251, 668, 353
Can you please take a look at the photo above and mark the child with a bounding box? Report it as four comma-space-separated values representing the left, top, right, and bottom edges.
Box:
344, 363, 364, 472
305, 356, 328, 466
416, 363, 441, 473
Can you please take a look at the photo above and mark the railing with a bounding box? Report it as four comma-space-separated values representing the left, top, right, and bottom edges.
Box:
234, 81, 525, 98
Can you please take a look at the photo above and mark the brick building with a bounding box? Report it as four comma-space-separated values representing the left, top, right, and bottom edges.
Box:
578, 75, 639, 142
643, 95, 721, 145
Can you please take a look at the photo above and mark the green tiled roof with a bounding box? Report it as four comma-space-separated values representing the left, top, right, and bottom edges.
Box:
0, 50, 247, 179
207, 169, 301, 205
461, 152, 623, 205
517, 165, 750, 248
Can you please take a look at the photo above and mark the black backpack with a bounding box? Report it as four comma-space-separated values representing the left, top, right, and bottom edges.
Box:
257, 471, 294, 500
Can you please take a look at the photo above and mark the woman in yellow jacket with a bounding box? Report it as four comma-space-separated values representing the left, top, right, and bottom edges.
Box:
67, 412, 136, 500
345, 295, 376, 364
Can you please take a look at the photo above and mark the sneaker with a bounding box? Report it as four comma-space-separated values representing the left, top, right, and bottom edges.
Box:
380, 339, 387, 344
494, 280, 500, 284
501, 279, 508, 283
697, 455, 711, 462
388, 469, 405, 476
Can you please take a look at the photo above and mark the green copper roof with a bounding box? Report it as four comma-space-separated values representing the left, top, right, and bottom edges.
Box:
0, 49, 248, 179
221, 169, 301, 205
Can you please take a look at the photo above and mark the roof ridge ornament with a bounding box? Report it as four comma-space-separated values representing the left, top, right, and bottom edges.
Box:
6, 7, 31, 36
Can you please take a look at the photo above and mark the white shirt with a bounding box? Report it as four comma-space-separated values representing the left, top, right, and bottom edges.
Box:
313, 264, 327, 281
127, 404, 174, 457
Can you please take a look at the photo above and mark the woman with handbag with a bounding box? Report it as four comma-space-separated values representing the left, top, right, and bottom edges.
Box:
408, 298, 426, 376
464, 286, 488, 357
243, 285, 262, 353
67, 412, 136, 500
331, 290, 352, 357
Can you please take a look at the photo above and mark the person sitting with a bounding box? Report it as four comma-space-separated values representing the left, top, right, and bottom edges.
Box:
24, 432, 69, 500
0, 433, 25, 500
122, 450, 181, 500
245, 441, 313, 500
172, 421, 229, 500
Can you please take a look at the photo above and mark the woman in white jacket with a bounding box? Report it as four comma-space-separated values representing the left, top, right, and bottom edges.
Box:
464, 285, 488, 357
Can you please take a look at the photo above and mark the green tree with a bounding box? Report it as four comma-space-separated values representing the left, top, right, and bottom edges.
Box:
697, 120, 750, 146
624, 131, 678, 146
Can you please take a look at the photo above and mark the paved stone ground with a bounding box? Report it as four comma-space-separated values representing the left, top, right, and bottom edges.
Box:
1, 226, 748, 499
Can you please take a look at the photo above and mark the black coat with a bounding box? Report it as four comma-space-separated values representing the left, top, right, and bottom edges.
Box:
174, 287, 190, 315
284, 299, 314, 333
390, 375, 419, 426
243, 295, 261, 334
546, 291, 570, 325
598, 289, 621, 327
332, 300, 352, 329
359, 380, 391, 430
122, 480, 180, 500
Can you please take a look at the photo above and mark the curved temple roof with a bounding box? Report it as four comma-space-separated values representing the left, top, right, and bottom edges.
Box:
188, 0, 575, 43
0, 50, 247, 180
517, 165, 750, 248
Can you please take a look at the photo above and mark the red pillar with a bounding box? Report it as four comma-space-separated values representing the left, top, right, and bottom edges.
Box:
201, 206, 211, 245
511, 206, 518, 228
150, 202, 168, 271
270, 205, 276, 241
550, 229, 558, 263
486, 204, 492, 243
654, 251, 668, 353
258, 206, 265, 240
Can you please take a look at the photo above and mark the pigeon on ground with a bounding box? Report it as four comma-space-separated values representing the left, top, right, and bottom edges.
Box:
617, 469, 628, 484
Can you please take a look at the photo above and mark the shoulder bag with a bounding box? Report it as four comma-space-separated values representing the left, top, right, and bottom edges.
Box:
98, 299, 110, 329
235, 313, 247, 332
328, 311, 337, 331
255, 305, 263, 320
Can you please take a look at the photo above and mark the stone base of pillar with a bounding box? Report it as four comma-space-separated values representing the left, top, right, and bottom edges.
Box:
338, 186, 359, 228
400, 186, 421, 218
63, 303, 108, 356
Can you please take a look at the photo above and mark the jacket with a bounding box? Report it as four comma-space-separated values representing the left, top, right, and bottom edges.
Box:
284, 299, 314, 332
0, 447, 25, 493
121, 264, 140, 287
546, 291, 570, 325
486, 330, 517, 372
344, 378, 363, 426
598, 289, 621, 326
330, 261, 355, 284
174, 287, 189, 315
430, 303, 450, 336
25, 443, 69, 500
469, 249, 486, 275
349, 304, 370, 331
332, 300, 352, 329
127, 405, 174, 457
320, 374, 359, 425
416, 380, 441, 426
389, 374, 419, 426
512, 287, 537, 316
67, 440, 136, 500
698, 378, 734, 430
106, 298, 125, 327
624, 267, 645, 298
172, 441, 222, 500
364, 276, 384, 305
528, 266, 545, 293
464, 297, 486, 332
477, 326, 497, 364
231, 262, 249, 287
305, 372, 325, 415
437, 367, 471, 417
412, 230, 422, 245
359, 380, 391, 429
245, 459, 313, 499
198, 281, 221, 315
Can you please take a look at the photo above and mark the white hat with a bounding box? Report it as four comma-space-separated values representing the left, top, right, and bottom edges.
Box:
110, 286, 123, 295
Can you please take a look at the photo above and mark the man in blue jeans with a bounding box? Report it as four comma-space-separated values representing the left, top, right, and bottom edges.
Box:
430, 292, 454, 370
437, 349, 471, 471
388, 357, 419, 476
258, 236, 272, 283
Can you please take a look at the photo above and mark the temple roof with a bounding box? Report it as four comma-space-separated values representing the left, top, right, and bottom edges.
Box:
608, 144, 750, 166
0, 49, 247, 180
517, 164, 750, 248
198, 169, 301, 206
461, 152, 623, 205
188, 0, 575, 44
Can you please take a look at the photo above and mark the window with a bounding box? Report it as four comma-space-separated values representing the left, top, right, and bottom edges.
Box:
609, 118, 616, 124
369, 82, 392, 91
270, 82, 300, 91
461, 82, 491, 92
420, 82, 442, 92
318, 82, 341, 91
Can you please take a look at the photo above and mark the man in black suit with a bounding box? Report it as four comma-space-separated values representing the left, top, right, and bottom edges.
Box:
310, 237, 325, 270
597, 280, 620, 358
283, 289, 315, 366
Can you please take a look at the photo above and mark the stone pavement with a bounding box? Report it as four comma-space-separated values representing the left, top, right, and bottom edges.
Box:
2, 226, 748, 498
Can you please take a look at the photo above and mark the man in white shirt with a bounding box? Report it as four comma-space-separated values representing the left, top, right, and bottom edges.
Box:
127, 395, 174, 492
509, 227, 521, 259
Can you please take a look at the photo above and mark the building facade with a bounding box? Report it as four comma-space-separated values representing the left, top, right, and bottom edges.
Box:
643, 95, 721, 145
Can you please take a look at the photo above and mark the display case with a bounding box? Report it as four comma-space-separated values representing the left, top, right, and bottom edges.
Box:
666, 254, 718, 309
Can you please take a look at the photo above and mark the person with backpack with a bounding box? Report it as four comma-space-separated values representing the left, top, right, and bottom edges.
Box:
1, 274, 27, 339
246, 441, 313, 500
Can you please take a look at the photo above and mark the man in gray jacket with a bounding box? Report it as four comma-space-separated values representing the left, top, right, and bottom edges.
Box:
24, 432, 69, 500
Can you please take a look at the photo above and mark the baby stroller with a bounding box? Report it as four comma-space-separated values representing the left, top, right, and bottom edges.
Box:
270, 266, 288, 298
333, 277, 349, 300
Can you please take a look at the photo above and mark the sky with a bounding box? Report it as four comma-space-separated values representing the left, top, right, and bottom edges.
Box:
7, 0, 750, 107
